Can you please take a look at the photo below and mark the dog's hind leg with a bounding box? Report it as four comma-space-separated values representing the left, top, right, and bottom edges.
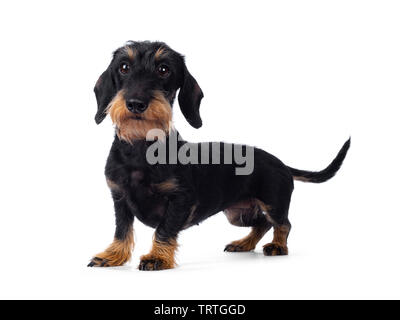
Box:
261, 189, 293, 256
263, 222, 291, 256
224, 199, 272, 252
88, 181, 135, 267
239, 170, 293, 256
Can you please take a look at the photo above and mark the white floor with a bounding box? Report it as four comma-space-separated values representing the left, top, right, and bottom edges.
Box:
2, 181, 399, 300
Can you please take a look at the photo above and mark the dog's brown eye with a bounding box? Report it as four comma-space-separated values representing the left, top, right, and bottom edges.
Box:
157, 65, 170, 77
119, 63, 130, 75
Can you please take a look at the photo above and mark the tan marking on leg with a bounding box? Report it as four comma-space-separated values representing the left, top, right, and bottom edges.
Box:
272, 225, 290, 246
90, 226, 134, 267
263, 225, 290, 256
225, 225, 268, 252
139, 238, 178, 270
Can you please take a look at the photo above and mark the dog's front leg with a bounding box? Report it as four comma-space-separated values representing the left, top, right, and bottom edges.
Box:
88, 187, 135, 267
138, 195, 191, 271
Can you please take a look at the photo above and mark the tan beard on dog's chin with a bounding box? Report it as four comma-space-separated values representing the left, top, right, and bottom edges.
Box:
107, 90, 173, 144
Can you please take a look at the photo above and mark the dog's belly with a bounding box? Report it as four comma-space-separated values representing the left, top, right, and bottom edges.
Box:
223, 199, 264, 226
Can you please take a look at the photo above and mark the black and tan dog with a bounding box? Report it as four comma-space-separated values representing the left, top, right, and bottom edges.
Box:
88, 41, 350, 271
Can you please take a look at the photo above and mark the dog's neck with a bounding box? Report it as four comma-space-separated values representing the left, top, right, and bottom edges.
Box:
114, 120, 175, 145
114, 127, 184, 148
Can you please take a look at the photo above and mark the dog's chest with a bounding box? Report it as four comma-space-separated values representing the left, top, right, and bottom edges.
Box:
125, 169, 172, 227
106, 164, 171, 228
104, 139, 180, 227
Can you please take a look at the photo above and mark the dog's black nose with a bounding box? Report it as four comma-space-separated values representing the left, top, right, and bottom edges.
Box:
126, 99, 148, 113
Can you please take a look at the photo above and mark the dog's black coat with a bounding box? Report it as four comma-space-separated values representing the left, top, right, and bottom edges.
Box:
90, 41, 350, 270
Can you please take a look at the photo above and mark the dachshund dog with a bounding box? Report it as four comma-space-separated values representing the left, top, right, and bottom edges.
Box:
88, 41, 350, 271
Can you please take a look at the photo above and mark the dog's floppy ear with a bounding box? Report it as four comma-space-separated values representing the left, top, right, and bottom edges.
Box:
94, 67, 116, 124
178, 63, 204, 129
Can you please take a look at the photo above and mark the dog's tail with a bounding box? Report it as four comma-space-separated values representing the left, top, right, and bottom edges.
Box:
287, 138, 351, 183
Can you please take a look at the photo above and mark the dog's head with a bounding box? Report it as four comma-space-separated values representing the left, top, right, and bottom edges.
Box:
94, 41, 203, 143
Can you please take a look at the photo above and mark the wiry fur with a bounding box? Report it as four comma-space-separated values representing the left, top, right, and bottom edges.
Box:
139, 238, 178, 271
108, 90, 172, 143
89, 41, 350, 271
88, 226, 134, 267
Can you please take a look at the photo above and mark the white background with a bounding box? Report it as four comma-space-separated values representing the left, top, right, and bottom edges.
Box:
0, 0, 399, 299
